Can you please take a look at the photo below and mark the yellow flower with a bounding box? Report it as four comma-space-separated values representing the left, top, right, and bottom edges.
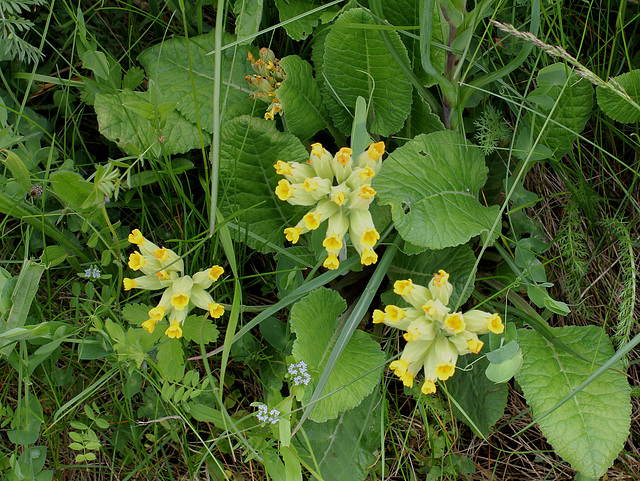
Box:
322, 233, 343, 253
486, 313, 504, 334
360, 249, 378, 266
421, 379, 437, 395
274, 160, 292, 176
303, 212, 321, 230
443, 313, 466, 334
208, 302, 224, 318
165, 319, 183, 339
209, 265, 224, 281
275, 179, 294, 201
323, 253, 340, 270
468, 338, 483, 354
336, 147, 352, 166
367, 141, 385, 160
128, 251, 146, 271
142, 318, 157, 334
128, 229, 145, 245
154, 247, 170, 262
284, 227, 304, 243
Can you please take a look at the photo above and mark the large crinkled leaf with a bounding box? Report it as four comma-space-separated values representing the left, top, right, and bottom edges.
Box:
322, 8, 413, 136
447, 353, 508, 437
293, 391, 381, 481
373, 130, 500, 249
218, 116, 307, 253
94, 89, 207, 156
138, 31, 253, 133
290, 288, 385, 423
596, 70, 640, 123
233, 0, 263, 44
387, 244, 476, 308
277, 56, 332, 140
407, 91, 445, 138
516, 326, 631, 478
518, 63, 593, 160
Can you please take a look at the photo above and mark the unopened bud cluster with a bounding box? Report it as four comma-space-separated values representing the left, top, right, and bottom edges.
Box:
275, 142, 385, 270
374, 270, 505, 395
123, 229, 225, 339
246, 47, 286, 120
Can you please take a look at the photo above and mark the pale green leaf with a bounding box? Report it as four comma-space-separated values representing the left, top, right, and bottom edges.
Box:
519, 63, 593, 159
49, 171, 96, 212
218, 116, 308, 253
516, 326, 631, 478
596, 70, 640, 123
274, 0, 335, 41
277, 55, 331, 140
181, 315, 219, 345
386, 244, 476, 308
233, 0, 264, 44
137, 31, 253, 133
447, 354, 508, 437
374, 130, 500, 249
407, 92, 445, 137
293, 390, 381, 481
157, 340, 185, 382
290, 288, 385, 422
95, 89, 208, 156
322, 8, 413, 136
122, 303, 151, 327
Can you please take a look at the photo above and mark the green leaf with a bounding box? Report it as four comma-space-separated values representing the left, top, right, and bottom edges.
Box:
156, 340, 185, 382
181, 315, 220, 345
386, 244, 476, 308
322, 8, 413, 136
95, 89, 208, 156
40, 246, 68, 268
233, 0, 264, 44
137, 31, 253, 133
274, 0, 335, 41
293, 390, 381, 481
518, 63, 593, 159
407, 92, 445, 137
278, 55, 332, 140
596, 70, 640, 123
1, 150, 31, 194
49, 171, 96, 212
0, 260, 45, 355
8, 395, 43, 445
290, 288, 384, 422
122, 303, 150, 327
516, 326, 631, 478
374, 130, 500, 249
219, 116, 308, 253
447, 354, 508, 437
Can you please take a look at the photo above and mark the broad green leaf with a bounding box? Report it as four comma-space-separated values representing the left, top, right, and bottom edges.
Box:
8, 395, 43, 445
277, 56, 332, 140
516, 326, 631, 478
1, 150, 30, 194
138, 31, 253, 133
374, 130, 500, 249
322, 8, 413, 136
407, 92, 445, 138
95, 89, 207, 156
274, 0, 337, 41
122, 303, 150, 326
233, 0, 264, 44
0, 260, 45, 355
49, 171, 96, 212
386, 244, 476, 308
156, 340, 185, 382
379, 0, 445, 88
293, 390, 381, 481
218, 116, 308, 253
518, 63, 593, 159
40, 246, 68, 268
447, 354, 508, 437
182, 315, 220, 345
596, 70, 640, 123
290, 288, 384, 422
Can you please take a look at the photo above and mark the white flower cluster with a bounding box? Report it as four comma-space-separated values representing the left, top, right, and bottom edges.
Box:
287, 360, 311, 386
256, 404, 280, 424
84, 267, 101, 279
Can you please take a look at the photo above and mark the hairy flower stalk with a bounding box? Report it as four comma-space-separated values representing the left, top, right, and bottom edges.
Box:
374, 270, 504, 395
276, 142, 385, 269
124, 229, 225, 339
246, 47, 286, 120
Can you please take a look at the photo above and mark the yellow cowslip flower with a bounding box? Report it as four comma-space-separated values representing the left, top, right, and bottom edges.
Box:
125, 230, 226, 339
376, 271, 506, 394
165, 319, 183, 339
276, 179, 294, 201
276, 142, 385, 268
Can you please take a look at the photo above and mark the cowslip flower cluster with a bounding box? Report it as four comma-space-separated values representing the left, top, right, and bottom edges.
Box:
245, 47, 285, 120
275, 142, 385, 270
123, 229, 225, 339
256, 404, 280, 424
373, 270, 505, 395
